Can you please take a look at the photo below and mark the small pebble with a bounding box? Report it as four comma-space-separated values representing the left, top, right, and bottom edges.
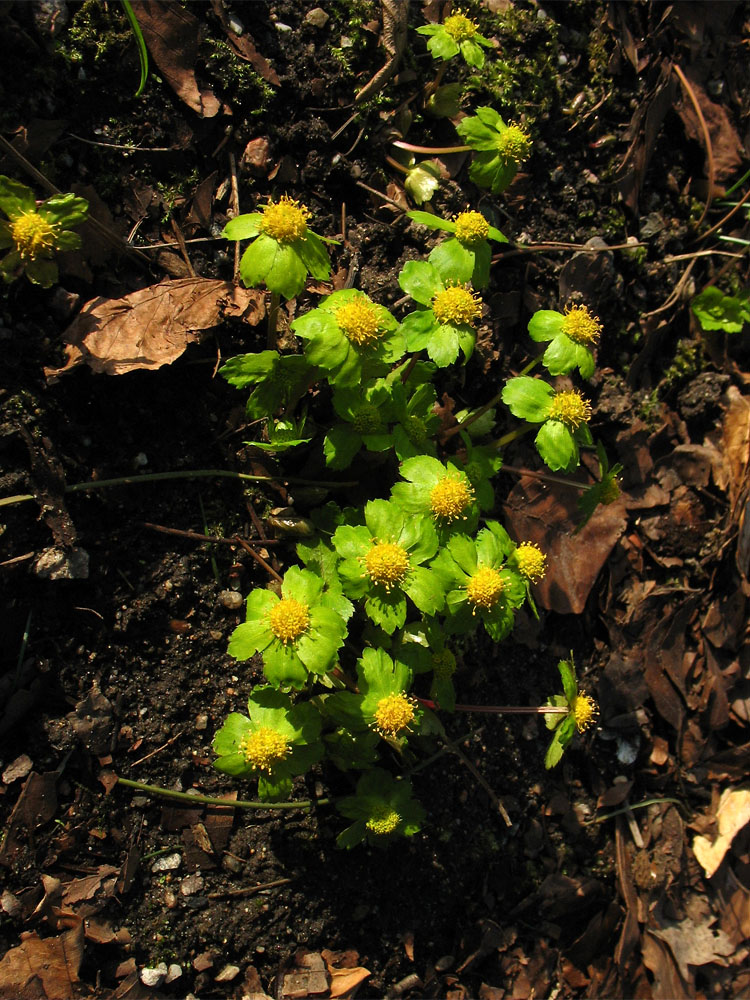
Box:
219, 590, 244, 610
151, 852, 182, 873
140, 963, 168, 987
180, 874, 205, 896
305, 7, 329, 27
196, 713, 208, 731
215, 965, 241, 982
165, 964, 183, 984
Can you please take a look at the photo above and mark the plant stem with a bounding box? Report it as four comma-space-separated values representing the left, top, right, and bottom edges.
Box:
384, 154, 410, 176
492, 424, 533, 450
443, 357, 543, 440
392, 140, 471, 156
114, 775, 330, 811
418, 698, 568, 715
400, 352, 422, 384
502, 464, 589, 491
267, 291, 280, 350
1, 469, 358, 508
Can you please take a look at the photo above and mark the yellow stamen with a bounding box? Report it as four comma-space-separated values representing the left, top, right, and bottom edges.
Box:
366, 804, 401, 835
11, 211, 57, 260
561, 304, 602, 346
335, 297, 383, 347
432, 283, 482, 327
364, 542, 410, 591
515, 542, 547, 582
268, 597, 310, 644
429, 474, 474, 522
548, 390, 592, 430
495, 123, 532, 165
260, 196, 310, 243
454, 211, 489, 246
373, 692, 415, 737
572, 693, 598, 732
466, 566, 504, 611
443, 11, 478, 42
239, 726, 291, 771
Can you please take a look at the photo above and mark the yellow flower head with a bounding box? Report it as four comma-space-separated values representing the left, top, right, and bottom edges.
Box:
11, 211, 57, 260
454, 210, 489, 247
515, 542, 547, 582
572, 692, 598, 733
548, 390, 592, 430
429, 474, 475, 522
432, 283, 482, 327
444, 11, 478, 42
373, 692, 416, 737
335, 298, 383, 347
239, 726, 291, 771
366, 804, 401, 835
364, 541, 410, 591
495, 123, 532, 165
561, 304, 602, 346
268, 597, 310, 644
260, 196, 310, 243
466, 566, 504, 611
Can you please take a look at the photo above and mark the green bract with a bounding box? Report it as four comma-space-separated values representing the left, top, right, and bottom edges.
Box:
228, 566, 348, 689
222, 195, 333, 299
212, 686, 323, 800
389, 381, 441, 461
0, 176, 88, 288
292, 289, 405, 388
219, 350, 315, 421
404, 160, 443, 205
336, 769, 425, 848
455, 108, 532, 194
544, 656, 598, 769
399, 260, 481, 367
324, 382, 397, 469
528, 305, 602, 379
576, 442, 624, 531
501, 376, 594, 472
332, 498, 445, 633
325, 648, 421, 745
417, 12, 493, 69
432, 524, 526, 641
391, 455, 480, 541
407, 209, 507, 289
398, 621, 458, 712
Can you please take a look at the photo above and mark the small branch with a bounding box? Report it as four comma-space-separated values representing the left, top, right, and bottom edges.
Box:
418, 697, 568, 715
392, 139, 470, 155
501, 464, 589, 491
143, 522, 282, 546
114, 775, 329, 811
207, 877, 293, 900
441, 735, 512, 827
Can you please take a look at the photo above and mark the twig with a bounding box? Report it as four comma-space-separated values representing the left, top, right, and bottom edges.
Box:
131, 731, 184, 767
673, 63, 714, 228
0, 551, 35, 568
355, 180, 406, 211
114, 775, 330, 811
234, 536, 283, 583
207, 877, 292, 900
228, 150, 241, 284
441, 735, 512, 827
68, 134, 175, 152
142, 521, 282, 546
170, 218, 195, 277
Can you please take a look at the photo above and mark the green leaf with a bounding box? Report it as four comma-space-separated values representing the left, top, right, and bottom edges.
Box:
323, 424, 363, 469
258, 771, 293, 802
427, 32, 459, 61
455, 113, 497, 151
398, 260, 443, 306
545, 728, 566, 769
404, 565, 445, 615
544, 695, 569, 730
219, 350, 278, 387
262, 642, 309, 689
401, 308, 439, 352
336, 820, 368, 849
501, 376, 553, 422
535, 420, 578, 472
558, 657, 578, 704
296, 231, 332, 281
469, 153, 519, 194
0, 176, 36, 217
24, 257, 58, 287
428, 325, 460, 367
223, 213, 263, 241
54, 230, 83, 251
528, 309, 564, 343
212, 712, 251, 757
446, 534, 478, 576
405, 161, 442, 204
460, 39, 485, 68
42, 193, 89, 228
263, 242, 308, 299
298, 607, 346, 673
406, 210, 451, 232
364, 589, 407, 634
428, 239, 474, 285
692, 285, 749, 333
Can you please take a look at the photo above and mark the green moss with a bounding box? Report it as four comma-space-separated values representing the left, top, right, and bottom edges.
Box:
202, 38, 275, 113
60, 0, 131, 66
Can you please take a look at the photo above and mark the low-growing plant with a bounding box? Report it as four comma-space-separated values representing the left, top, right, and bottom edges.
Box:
207, 7, 621, 846
0, 176, 88, 287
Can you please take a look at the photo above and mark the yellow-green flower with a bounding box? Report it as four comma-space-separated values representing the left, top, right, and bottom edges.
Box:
528, 303, 602, 379
417, 10, 494, 68
0, 176, 88, 287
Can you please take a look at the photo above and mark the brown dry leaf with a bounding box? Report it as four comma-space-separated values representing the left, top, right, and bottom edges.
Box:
0, 918, 85, 999
642, 930, 689, 999
0, 771, 58, 865
652, 915, 735, 982
503, 474, 627, 614
129, 1, 221, 117
718, 386, 750, 511
674, 68, 745, 182
62, 865, 119, 906
323, 949, 371, 1000
46, 279, 265, 376
693, 788, 750, 877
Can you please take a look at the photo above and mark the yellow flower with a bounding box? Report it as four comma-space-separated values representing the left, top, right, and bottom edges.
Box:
466, 566, 504, 611
239, 726, 291, 771
363, 542, 410, 591
366, 805, 401, 835
11, 211, 58, 260
260, 196, 310, 243
515, 542, 547, 582
373, 692, 416, 737
495, 123, 532, 165
443, 11, 478, 42
548, 390, 592, 430
561, 304, 602, 346
572, 693, 598, 732
335, 297, 383, 347
429, 474, 475, 522
267, 598, 310, 644
454, 210, 489, 246
432, 283, 482, 326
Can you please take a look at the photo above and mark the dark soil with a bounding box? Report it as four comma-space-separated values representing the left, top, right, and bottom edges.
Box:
2, 2, 750, 998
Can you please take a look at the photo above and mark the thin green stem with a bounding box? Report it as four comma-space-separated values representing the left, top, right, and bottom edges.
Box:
385, 154, 410, 176
121, 0, 149, 96
1, 469, 358, 508
444, 357, 543, 440
583, 797, 688, 825
491, 424, 534, 450
392, 140, 471, 156
115, 776, 330, 811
